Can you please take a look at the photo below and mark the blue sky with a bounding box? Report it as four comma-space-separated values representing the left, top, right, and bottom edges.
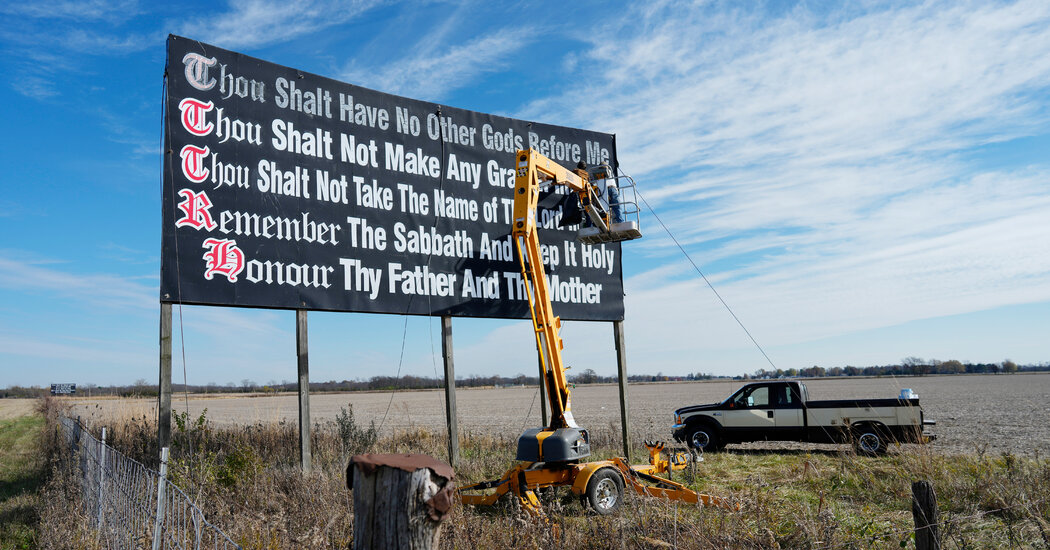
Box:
1, 0, 1048, 388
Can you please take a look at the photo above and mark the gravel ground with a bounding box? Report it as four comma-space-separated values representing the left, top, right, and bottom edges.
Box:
64, 372, 1049, 456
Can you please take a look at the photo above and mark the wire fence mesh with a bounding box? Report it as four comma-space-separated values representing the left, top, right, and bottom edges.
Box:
60, 416, 240, 550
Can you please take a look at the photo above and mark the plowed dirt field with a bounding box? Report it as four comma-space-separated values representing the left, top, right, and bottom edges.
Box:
63, 373, 1049, 455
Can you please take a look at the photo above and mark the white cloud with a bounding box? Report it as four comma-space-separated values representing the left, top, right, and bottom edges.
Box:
177, 0, 384, 50
0, 333, 150, 367
338, 27, 532, 101
401, 0, 1050, 377
0, 0, 150, 52
0, 255, 155, 311
0, 0, 139, 22
543, 1, 1050, 176
1, 5, 154, 99
618, 169, 1050, 369
0, 257, 293, 385
483, 1, 1050, 373
15, 75, 61, 100
61, 29, 157, 53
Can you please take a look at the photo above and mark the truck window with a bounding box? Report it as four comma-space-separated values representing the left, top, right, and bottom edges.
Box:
738, 386, 770, 408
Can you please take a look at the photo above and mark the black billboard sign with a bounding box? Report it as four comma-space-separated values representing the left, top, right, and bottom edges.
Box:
162, 35, 624, 321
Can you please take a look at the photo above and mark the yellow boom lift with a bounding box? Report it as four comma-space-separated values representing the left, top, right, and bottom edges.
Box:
458, 149, 733, 515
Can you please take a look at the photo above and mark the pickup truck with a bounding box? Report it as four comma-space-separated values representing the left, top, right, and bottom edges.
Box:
671, 381, 936, 454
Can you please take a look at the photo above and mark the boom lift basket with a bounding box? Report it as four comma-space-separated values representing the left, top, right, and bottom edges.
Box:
577, 170, 642, 245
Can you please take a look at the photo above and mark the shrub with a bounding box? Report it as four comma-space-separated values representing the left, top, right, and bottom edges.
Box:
335, 404, 378, 457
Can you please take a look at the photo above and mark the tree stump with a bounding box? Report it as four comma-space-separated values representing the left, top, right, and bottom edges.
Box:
348, 453, 455, 550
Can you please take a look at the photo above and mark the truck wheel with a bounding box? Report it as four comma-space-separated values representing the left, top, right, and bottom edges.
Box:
854, 426, 887, 455
585, 469, 624, 515
687, 425, 722, 452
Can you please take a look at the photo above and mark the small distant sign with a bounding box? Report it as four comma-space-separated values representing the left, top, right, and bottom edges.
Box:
50, 383, 76, 395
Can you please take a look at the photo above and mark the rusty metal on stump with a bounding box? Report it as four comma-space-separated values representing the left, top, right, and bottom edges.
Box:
911, 480, 940, 550
347, 453, 455, 550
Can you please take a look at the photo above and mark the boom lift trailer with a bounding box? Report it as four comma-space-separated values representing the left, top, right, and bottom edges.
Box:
458, 149, 734, 516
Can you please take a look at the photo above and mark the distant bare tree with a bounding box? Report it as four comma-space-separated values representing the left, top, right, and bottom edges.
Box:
572, 368, 598, 384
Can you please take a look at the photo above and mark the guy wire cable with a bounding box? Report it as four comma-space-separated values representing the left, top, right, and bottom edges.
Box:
377, 106, 448, 433
160, 47, 193, 430
632, 179, 778, 371
424, 115, 444, 383
632, 177, 852, 446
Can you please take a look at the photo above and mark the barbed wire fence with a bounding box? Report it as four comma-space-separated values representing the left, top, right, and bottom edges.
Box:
59, 416, 241, 550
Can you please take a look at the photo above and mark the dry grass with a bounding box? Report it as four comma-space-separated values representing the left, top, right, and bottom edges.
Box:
0, 399, 38, 421
30, 398, 1050, 549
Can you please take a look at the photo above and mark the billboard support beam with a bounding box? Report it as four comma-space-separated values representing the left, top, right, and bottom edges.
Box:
158, 302, 172, 450
297, 309, 312, 474
537, 354, 548, 427
441, 316, 459, 467
613, 320, 631, 460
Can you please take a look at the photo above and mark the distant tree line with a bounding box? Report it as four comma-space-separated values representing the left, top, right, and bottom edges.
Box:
3, 359, 1047, 398
1, 373, 546, 399
745, 358, 1048, 380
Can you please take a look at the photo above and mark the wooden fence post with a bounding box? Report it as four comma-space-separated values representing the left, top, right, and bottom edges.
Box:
152, 447, 169, 550
347, 454, 455, 550
912, 480, 940, 550
98, 427, 107, 530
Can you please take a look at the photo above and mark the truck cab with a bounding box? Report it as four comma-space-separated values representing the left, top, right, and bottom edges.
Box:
718, 381, 808, 441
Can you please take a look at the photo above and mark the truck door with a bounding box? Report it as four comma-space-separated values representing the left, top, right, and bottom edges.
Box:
772, 384, 804, 440
721, 384, 776, 439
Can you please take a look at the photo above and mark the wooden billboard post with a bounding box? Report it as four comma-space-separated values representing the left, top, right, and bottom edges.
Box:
297, 310, 312, 474
613, 320, 631, 460
536, 353, 548, 426
440, 316, 459, 467
158, 302, 172, 451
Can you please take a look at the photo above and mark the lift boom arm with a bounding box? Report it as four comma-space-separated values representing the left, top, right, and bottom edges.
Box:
511, 149, 593, 429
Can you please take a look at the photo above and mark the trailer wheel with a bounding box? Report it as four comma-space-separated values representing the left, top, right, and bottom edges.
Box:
687, 425, 722, 452
586, 469, 624, 515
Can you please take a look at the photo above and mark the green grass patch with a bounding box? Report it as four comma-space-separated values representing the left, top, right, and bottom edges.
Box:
0, 414, 45, 550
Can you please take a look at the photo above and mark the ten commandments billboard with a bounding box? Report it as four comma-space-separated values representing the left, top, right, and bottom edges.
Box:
161, 35, 624, 321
